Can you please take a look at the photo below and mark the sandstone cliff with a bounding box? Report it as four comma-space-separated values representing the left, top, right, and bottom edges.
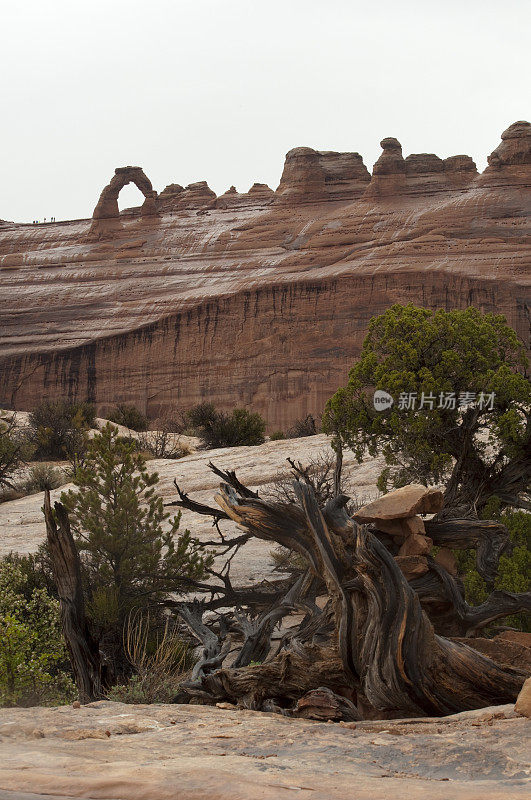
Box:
0, 122, 529, 427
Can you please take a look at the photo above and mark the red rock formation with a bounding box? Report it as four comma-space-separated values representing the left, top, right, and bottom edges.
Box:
368, 142, 479, 196
488, 120, 531, 167
247, 182, 275, 201
176, 181, 217, 209
479, 120, 531, 187
404, 153, 447, 194
365, 137, 406, 196
443, 155, 478, 186
0, 123, 529, 427
275, 147, 327, 204
275, 148, 370, 204
319, 151, 371, 200
157, 183, 184, 211
92, 166, 158, 220
214, 184, 274, 209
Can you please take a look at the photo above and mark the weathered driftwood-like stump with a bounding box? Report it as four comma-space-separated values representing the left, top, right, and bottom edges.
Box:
182, 480, 525, 718
44, 491, 102, 703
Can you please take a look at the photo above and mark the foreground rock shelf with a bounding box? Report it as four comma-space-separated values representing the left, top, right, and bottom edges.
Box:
0, 701, 528, 800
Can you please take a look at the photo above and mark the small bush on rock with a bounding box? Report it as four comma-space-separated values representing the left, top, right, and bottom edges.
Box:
22, 463, 66, 494
108, 403, 148, 432
185, 403, 266, 449
107, 612, 192, 703
286, 414, 317, 439
137, 415, 191, 459
28, 400, 94, 460
456, 499, 531, 631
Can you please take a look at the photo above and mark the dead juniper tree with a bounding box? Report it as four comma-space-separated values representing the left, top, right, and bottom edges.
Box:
167, 461, 530, 721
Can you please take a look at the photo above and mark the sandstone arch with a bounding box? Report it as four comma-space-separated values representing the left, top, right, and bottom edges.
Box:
92, 166, 158, 220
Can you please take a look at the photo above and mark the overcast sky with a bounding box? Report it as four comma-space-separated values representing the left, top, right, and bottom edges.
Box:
1, 0, 529, 222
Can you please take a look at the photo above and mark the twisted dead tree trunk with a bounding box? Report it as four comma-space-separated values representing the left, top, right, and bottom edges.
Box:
441, 408, 530, 514
424, 518, 510, 586
44, 491, 102, 703
180, 479, 525, 718
401, 517, 530, 635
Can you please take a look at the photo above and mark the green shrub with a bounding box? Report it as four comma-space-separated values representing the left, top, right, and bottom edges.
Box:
137, 419, 192, 459
0, 558, 76, 706
269, 546, 309, 574
108, 404, 148, 432
22, 463, 66, 494
60, 423, 212, 679
1, 549, 57, 600
269, 431, 285, 441
185, 403, 266, 449
184, 402, 217, 431
106, 673, 179, 704
28, 400, 94, 460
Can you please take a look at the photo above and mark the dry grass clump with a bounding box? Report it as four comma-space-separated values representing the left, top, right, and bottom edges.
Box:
107, 612, 192, 704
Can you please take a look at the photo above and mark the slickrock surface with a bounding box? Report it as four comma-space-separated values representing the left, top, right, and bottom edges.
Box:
0, 701, 528, 800
0, 122, 529, 428
0, 433, 382, 584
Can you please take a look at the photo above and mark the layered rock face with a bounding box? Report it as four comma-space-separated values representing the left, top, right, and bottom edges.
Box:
275, 147, 370, 203
0, 122, 529, 427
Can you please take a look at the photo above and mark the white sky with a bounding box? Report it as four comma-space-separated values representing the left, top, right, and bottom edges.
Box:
1, 0, 529, 222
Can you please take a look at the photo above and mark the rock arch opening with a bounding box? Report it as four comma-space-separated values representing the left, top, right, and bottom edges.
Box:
118, 182, 148, 213
92, 166, 158, 220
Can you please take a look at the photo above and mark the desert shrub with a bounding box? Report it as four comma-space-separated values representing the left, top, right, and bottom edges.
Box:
106, 673, 179, 704
150, 409, 185, 434
1, 549, 57, 600
286, 414, 317, 439
265, 452, 341, 506
60, 423, 212, 679
185, 403, 266, 448
0, 411, 34, 494
28, 400, 94, 460
184, 402, 217, 431
137, 416, 191, 459
107, 612, 192, 703
269, 546, 309, 574
0, 488, 25, 503
22, 463, 66, 494
108, 403, 148, 432
0, 558, 76, 706
269, 430, 285, 441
